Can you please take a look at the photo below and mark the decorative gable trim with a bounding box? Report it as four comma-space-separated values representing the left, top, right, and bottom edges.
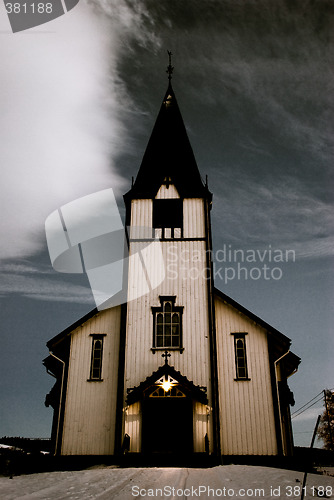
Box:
126, 363, 208, 406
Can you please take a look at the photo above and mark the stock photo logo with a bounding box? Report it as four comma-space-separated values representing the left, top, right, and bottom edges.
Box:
45, 189, 165, 311
3, 0, 80, 33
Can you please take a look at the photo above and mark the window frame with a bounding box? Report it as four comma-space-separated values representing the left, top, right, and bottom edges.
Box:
88, 334, 106, 381
151, 296, 184, 352
231, 333, 250, 381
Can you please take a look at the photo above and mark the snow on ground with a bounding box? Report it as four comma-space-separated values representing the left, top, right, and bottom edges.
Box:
0, 465, 334, 500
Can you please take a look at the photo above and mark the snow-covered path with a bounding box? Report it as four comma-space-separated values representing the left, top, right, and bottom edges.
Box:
1, 465, 333, 499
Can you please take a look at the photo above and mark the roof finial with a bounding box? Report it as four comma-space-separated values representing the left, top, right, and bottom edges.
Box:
166, 50, 174, 82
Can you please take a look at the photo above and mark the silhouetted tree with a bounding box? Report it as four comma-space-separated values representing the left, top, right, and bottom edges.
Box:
317, 389, 334, 451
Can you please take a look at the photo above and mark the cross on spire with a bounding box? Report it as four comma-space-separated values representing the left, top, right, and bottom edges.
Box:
162, 350, 171, 365
166, 50, 174, 81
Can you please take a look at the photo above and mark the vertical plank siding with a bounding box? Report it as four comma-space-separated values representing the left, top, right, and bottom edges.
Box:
183, 199, 205, 238
125, 197, 212, 452
125, 240, 212, 388
129, 199, 152, 237
193, 402, 211, 453
125, 402, 142, 453
61, 307, 121, 455
215, 296, 278, 455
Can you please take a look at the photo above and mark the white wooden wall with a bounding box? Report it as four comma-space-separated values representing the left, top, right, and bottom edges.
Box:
125, 241, 211, 387
183, 199, 205, 238
129, 199, 152, 230
215, 296, 278, 455
124, 195, 212, 452
61, 307, 121, 455
193, 402, 211, 453
124, 402, 142, 453
126, 197, 210, 388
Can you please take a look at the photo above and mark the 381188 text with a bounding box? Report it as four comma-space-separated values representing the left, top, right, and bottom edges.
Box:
5, 3, 53, 14
271, 486, 333, 497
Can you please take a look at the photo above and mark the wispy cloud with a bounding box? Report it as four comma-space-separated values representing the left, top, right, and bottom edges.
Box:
0, 1, 152, 261
0, 262, 53, 275
0, 261, 94, 304
212, 171, 334, 259
116, 0, 333, 267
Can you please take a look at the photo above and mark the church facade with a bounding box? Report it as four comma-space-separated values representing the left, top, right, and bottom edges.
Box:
44, 71, 300, 460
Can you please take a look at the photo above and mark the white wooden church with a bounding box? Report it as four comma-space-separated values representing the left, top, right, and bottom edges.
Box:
44, 62, 300, 461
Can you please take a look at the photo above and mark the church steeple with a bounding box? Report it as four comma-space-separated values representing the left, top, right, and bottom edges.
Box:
125, 56, 210, 202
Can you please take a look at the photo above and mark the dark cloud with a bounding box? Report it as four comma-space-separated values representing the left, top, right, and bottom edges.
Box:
107, 0, 334, 261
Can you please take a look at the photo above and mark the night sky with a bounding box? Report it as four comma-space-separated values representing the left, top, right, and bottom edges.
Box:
0, 0, 333, 447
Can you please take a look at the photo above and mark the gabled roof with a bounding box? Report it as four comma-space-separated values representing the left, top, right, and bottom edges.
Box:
46, 307, 98, 349
126, 363, 208, 405
124, 83, 210, 201
214, 287, 301, 374
214, 287, 291, 345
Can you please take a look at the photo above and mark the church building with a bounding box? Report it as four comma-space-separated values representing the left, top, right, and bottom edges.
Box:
44, 60, 300, 461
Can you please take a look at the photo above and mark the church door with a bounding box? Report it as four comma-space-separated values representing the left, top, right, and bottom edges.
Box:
142, 397, 193, 455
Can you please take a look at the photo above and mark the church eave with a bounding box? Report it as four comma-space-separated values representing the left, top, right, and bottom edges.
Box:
46, 306, 98, 349
215, 287, 300, 373
214, 287, 292, 347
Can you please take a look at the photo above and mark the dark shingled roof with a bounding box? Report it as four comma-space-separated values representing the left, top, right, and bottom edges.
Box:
124, 83, 210, 201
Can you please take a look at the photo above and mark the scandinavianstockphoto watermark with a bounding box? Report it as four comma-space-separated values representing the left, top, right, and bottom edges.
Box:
167, 244, 296, 284
45, 187, 296, 311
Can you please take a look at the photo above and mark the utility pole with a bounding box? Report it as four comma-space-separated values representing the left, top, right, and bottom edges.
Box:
300, 414, 321, 500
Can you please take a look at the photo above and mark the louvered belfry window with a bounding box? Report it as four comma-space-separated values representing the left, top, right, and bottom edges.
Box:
153, 199, 183, 239
152, 297, 183, 350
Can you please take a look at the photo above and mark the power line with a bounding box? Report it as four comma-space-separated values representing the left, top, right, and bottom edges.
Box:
291, 391, 324, 417
294, 431, 316, 434
291, 388, 334, 419
292, 397, 324, 420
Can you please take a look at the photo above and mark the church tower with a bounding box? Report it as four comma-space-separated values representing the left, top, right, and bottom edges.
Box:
119, 55, 220, 457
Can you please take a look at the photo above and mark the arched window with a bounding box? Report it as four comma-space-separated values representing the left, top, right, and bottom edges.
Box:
232, 333, 250, 380
149, 387, 186, 398
89, 335, 105, 380
152, 297, 183, 351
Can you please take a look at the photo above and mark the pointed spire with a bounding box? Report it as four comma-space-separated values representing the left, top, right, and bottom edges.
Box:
124, 57, 211, 201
